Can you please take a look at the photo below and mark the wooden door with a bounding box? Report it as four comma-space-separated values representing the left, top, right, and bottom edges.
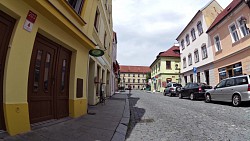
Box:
0, 10, 15, 130
28, 34, 58, 123
55, 48, 71, 119
28, 34, 71, 124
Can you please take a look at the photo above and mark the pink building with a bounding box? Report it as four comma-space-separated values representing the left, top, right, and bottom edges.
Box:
207, 0, 250, 84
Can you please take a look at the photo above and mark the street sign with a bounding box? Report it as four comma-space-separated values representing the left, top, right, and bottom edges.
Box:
193, 67, 197, 74
23, 10, 37, 32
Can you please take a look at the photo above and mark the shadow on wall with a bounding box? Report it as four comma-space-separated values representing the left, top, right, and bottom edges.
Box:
126, 94, 146, 139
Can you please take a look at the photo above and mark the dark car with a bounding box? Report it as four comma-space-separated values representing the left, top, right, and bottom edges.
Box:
163, 82, 182, 97
179, 82, 213, 100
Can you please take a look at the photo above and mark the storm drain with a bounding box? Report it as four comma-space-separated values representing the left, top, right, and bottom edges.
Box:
139, 118, 154, 123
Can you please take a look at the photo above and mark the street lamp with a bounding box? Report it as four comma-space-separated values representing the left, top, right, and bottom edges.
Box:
175, 64, 181, 84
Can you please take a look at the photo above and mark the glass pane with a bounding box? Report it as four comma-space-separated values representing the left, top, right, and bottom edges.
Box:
33, 50, 43, 91
44, 53, 51, 91
61, 59, 67, 92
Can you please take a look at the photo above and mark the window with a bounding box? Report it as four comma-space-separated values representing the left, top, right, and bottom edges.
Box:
128, 79, 130, 83
229, 23, 240, 42
138, 74, 140, 77
225, 79, 235, 87
104, 31, 107, 49
128, 74, 130, 77
194, 49, 199, 63
166, 78, 172, 83
94, 8, 100, 32
133, 79, 135, 83
181, 39, 185, 50
235, 77, 248, 85
201, 45, 208, 59
138, 79, 140, 83
133, 74, 135, 77
191, 28, 196, 41
166, 61, 171, 69
190, 74, 193, 82
238, 17, 249, 37
183, 58, 186, 68
188, 54, 192, 66
197, 72, 200, 83
218, 68, 227, 81
214, 35, 222, 52
233, 62, 242, 76
216, 80, 226, 88
186, 34, 190, 45
197, 21, 203, 35
158, 63, 160, 71
67, 0, 84, 14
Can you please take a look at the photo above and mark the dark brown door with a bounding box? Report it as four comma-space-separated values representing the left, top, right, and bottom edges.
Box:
28, 34, 71, 124
55, 48, 71, 119
0, 10, 15, 130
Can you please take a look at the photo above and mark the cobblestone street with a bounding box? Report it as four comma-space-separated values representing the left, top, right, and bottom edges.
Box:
126, 90, 250, 141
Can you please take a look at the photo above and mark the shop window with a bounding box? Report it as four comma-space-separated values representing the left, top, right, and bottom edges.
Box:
190, 74, 193, 82
233, 62, 242, 76
218, 67, 227, 81
197, 72, 200, 83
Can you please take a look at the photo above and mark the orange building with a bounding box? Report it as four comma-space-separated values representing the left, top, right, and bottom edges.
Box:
207, 0, 250, 84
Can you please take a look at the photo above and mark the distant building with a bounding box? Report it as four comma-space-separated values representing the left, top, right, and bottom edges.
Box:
207, 0, 250, 83
176, 0, 223, 86
150, 45, 181, 92
120, 66, 151, 90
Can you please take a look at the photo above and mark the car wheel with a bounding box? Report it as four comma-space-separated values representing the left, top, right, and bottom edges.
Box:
179, 93, 182, 99
190, 93, 195, 100
232, 94, 241, 107
205, 94, 211, 103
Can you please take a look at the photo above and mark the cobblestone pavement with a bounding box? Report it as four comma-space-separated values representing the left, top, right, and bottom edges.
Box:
126, 90, 250, 141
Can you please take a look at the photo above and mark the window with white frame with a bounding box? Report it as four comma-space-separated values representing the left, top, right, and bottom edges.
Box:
181, 39, 185, 50
188, 54, 192, 66
238, 17, 249, 37
197, 21, 203, 35
214, 35, 222, 52
201, 45, 208, 59
194, 49, 199, 63
191, 28, 196, 41
183, 57, 186, 68
229, 23, 240, 42
186, 34, 190, 45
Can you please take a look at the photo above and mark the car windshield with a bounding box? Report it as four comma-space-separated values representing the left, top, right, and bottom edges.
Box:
173, 84, 182, 87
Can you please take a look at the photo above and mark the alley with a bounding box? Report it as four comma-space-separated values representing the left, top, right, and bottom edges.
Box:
126, 90, 250, 141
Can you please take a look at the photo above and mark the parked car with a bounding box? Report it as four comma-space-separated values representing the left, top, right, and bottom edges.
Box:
179, 82, 213, 100
205, 75, 250, 107
163, 82, 182, 97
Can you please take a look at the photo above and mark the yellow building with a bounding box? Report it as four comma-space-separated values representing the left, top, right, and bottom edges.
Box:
150, 45, 181, 92
87, 0, 113, 105
0, 0, 112, 136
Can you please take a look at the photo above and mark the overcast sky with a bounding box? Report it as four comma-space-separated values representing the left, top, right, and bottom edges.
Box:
113, 0, 231, 66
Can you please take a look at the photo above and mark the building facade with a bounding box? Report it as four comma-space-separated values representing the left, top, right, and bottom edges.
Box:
111, 32, 119, 95
150, 45, 181, 92
87, 0, 113, 105
120, 66, 150, 90
176, 0, 223, 87
0, 0, 105, 135
207, 0, 250, 84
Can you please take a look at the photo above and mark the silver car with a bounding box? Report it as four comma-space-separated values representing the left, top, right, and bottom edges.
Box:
163, 82, 182, 97
205, 75, 250, 106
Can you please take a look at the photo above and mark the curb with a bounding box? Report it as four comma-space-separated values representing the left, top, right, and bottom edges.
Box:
111, 97, 130, 141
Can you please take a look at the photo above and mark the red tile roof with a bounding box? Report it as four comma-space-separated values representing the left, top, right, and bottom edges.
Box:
207, 0, 242, 33
158, 45, 180, 57
120, 65, 151, 73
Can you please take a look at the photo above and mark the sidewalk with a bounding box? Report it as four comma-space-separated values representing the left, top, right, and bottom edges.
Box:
1, 93, 130, 141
